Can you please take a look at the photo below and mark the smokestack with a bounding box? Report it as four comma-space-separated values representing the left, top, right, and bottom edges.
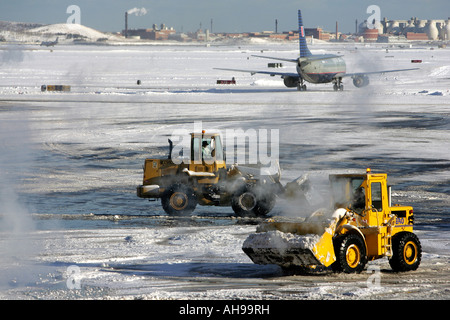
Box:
336, 21, 338, 41
125, 12, 128, 38
275, 19, 278, 34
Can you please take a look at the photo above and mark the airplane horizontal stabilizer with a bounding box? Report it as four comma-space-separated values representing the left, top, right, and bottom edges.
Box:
301, 54, 344, 61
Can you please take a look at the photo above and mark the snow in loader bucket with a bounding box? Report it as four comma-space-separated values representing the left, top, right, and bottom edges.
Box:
242, 211, 344, 268
242, 231, 322, 266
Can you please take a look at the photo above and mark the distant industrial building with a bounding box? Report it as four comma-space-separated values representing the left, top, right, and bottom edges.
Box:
120, 11, 449, 43
123, 11, 176, 40
304, 27, 331, 41
358, 17, 450, 42
122, 23, 176, 40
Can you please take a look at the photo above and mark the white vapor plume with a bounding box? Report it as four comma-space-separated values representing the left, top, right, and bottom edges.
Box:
0, 118, 38, 289
127, 7, 148, 16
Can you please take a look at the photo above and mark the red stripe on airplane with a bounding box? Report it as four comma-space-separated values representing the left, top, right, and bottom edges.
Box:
306, 72, 345, 75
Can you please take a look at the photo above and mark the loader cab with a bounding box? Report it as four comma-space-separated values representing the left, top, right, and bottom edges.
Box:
365, 172, 389, 226
189, 132, 226, 174
329, 174, 365, 211
330, 170, 389, 227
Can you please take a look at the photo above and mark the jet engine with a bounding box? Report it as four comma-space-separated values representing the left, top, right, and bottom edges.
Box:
352, 75, 370, 88
283, 76, 300, 88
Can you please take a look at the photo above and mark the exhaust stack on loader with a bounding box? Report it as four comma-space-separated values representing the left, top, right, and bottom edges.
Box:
243, 169, 422, 273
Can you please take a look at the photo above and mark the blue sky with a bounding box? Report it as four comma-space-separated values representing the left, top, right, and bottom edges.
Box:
0, 0, 447, 33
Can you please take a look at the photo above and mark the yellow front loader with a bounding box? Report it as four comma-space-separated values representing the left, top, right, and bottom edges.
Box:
137, 131, 282, 216
243, 169, 422, 273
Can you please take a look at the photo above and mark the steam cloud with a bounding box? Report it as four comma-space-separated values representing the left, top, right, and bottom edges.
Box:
127, 7, 148, 16
0, 118, 38, 289
0, 47, 25, 66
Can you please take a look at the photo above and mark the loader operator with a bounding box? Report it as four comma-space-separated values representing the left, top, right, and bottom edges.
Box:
202, 140, 212, 159
352, 186, 365, 213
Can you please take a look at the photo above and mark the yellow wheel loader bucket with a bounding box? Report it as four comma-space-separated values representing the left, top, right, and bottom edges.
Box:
242, 213, 341, 268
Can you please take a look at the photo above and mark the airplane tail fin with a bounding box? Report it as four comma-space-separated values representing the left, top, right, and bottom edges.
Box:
298, 10, 312, 58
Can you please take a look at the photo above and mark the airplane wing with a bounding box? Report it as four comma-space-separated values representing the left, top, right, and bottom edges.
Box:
213, 68, 298, 78
251, 55, 298, 63
339, 68, 420, 78
252, 54, 344, 62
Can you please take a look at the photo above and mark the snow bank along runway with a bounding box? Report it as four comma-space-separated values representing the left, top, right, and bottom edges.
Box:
0, 42, 449, 299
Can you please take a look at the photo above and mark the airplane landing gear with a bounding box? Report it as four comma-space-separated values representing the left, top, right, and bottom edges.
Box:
333, 78, 344, 91
297, 79, 307, 91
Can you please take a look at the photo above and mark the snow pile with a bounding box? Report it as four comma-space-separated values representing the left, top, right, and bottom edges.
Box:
243, 230, 320, 251
428, 65, 450, 78
29, 23, 111, 41
250, 79, 284, 87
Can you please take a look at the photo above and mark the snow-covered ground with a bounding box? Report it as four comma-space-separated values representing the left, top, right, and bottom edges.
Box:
0, 41, 449, 300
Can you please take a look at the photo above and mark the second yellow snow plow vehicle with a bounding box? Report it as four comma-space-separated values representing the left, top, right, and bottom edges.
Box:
243, 169, 422, 273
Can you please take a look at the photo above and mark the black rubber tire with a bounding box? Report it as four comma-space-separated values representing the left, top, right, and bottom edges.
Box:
231, 185, 276, 217
161, 184, 197, 216
389, 232, 422, 272
331, 234, 367, 273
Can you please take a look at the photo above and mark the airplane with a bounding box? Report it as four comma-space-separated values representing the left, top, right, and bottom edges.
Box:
214, 10, 419, 91
40, 37, 59, 47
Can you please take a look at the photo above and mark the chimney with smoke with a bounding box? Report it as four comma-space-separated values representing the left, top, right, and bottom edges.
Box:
124, 8, 147, 38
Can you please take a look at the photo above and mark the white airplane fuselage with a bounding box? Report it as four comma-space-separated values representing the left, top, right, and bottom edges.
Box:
297, 55, 346, 84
